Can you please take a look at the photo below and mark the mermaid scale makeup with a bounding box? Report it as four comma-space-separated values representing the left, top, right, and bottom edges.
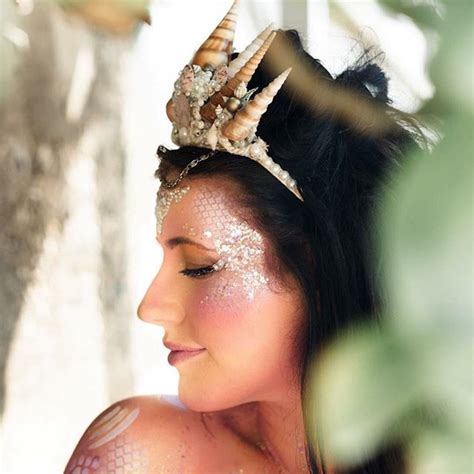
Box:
155, 185, 191, 235
154, 180, 274, 306
66, 404, 148, 473
185, 184, 271, 304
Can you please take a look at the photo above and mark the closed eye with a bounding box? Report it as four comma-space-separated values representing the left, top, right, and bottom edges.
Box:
179, 265, 216, 279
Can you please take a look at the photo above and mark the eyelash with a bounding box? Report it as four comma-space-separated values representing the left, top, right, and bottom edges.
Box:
180, 265, 216, 279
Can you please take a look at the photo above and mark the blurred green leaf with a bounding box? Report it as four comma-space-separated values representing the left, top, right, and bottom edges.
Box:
428, 2, 474, 114
408, 423, 473, 474
379, 0, 443, 29
309, 327, 423, 465
380, 114, 473, 337
310, 1, 473, 471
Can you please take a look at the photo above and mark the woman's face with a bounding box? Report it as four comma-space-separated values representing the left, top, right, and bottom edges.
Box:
137, 175, 305, 411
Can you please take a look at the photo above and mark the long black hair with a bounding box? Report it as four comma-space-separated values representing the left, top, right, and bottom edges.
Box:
156, 29, 423, 473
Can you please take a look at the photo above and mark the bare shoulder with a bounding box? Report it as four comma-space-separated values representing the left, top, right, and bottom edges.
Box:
64, 395, 272, 473
63, 394, 204, 473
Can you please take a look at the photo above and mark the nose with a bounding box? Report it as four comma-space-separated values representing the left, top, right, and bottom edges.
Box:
137, 269, 186, 326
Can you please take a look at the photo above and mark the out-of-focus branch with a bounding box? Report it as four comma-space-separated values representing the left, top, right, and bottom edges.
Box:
265, 31, 411, 137
329, 1, 427, 107
55, 0, 151, 35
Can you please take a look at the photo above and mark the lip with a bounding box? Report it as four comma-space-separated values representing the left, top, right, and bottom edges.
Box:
168, 349, 206, 366
163, 340, 205, 352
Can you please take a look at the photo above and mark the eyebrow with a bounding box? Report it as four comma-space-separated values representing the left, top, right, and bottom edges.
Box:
157, 236, 216, 252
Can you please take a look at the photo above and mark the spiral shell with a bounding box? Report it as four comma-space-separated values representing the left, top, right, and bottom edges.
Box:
191, 0, 240, 69
228, 23, 274, 78
200, 31, 276, 122
221, 67, 292, 142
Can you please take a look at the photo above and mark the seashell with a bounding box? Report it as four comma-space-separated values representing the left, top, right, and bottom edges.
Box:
228, 31, 275, 89
206, 124, 218, 149
179, 64, 194, 94
166, 98, 175, 122
200, 31, 276, 122
191, 0, 240, 69
228, 23, 274, 78
214, 64, 228, 86
221, 67, 292, 141
174, 93, 191, 128
234, 82, 247, 99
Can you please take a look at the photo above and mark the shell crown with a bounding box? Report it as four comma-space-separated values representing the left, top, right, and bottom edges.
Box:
164, 0, 303, 202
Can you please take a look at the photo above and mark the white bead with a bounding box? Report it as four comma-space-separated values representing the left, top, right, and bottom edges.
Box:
179, 127, 190, 145
271, 163, 280, 173
250, 143, 262, 158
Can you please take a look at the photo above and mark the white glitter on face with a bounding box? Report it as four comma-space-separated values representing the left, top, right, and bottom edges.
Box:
209, 215, 270, 301
182, 222, 197, 237
182, 185, 271, 304
155, 185, 191, 235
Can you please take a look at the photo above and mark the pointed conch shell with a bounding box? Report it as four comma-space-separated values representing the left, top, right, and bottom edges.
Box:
222, 67, 292, 142
228, 23, 274, 78
200, 31, 276, 122
191, 0, 240, 69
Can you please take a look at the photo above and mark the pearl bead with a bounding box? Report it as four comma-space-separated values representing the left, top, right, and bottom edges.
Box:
178, 127, 190, 144
250, 143, 262, 158
271, 163, 280, 173
226, 97, 241, 112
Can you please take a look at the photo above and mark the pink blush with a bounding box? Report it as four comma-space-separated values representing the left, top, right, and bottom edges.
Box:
192, 276, 251, 324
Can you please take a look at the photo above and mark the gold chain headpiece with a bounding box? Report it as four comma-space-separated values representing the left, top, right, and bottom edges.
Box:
161, 0, 303, 202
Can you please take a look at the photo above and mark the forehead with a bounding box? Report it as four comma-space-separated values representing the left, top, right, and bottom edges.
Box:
156, 176, 246, 237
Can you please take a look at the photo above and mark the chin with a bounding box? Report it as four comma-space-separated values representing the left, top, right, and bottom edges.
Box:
177, 381, 246, 413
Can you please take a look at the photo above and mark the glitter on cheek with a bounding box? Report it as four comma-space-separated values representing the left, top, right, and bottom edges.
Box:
155, 185, 191, 235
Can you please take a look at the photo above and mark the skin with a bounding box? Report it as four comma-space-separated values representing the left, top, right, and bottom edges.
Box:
65, 403, 149, 473
137, 175, 314, 473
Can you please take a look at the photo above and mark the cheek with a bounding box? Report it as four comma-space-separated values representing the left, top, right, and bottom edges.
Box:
194, 274, 250, 327
189, 274, 254, 329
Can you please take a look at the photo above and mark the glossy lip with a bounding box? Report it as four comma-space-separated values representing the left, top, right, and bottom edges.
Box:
168, 349, 206, 366
163, 340, 205, 352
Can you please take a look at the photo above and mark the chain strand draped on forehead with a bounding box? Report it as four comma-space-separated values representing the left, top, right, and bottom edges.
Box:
157, 145, 218, 189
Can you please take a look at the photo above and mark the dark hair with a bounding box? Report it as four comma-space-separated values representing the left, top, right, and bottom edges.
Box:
157, 29, 422, 473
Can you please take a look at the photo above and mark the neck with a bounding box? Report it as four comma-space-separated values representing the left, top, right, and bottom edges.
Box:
254, 394, 310, 473
220, 387, 312, 473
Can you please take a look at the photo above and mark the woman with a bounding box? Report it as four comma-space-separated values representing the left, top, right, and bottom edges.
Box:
64, 2, 421, 473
